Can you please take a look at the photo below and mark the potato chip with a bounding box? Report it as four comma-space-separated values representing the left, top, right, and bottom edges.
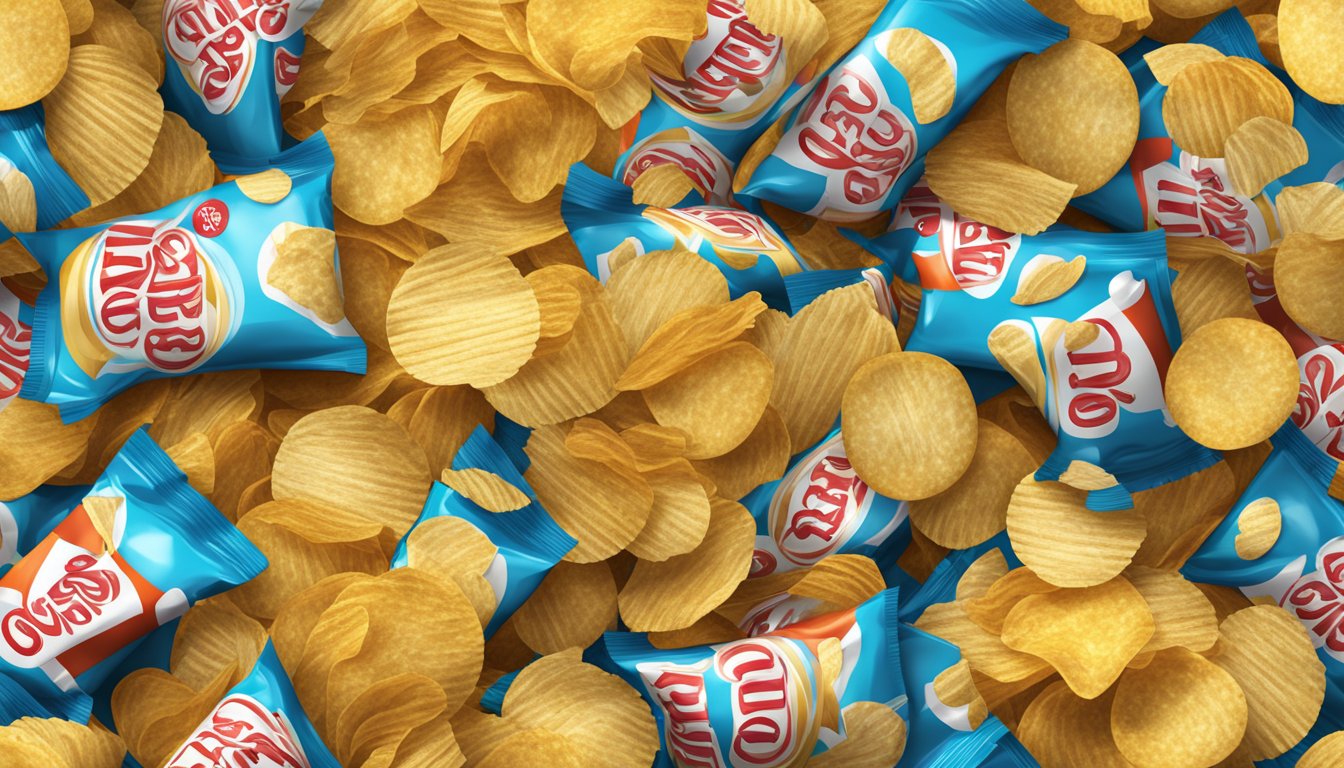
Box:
512, 561, 617, 655
690, 405, 791, 500
619, 496, 755, 631
150, 370, 260, 448
649, 611, 745, 649
963, 568, 1059, 634
1230, 496, 1281, 561
617, 294, 767, 390
925, 119, 1076, 235
615, 423, 687, 472
606, 247, 730, 352
0, 168, 36, 234
1017, 683, 1131, 768
1171, 251, 1260, 334
501, 648, 661, 768
476, 729, 585, 768
43, 44, 163, 206
1056, 460, 1118, 492
526, 266, 583, 346
524, 424, 653, 562
1124, 566, 1218, 654
1143, 43, 1224, 85
915, 601, 1052, 683
843, 352, 978, 500
0, 717, 125, 768
485, 267, 630, 426
1210, 606, 1327, 760
1011, 255, 1086, 305
334, 673, 447, 767
0, 0, 70, 110
1112, 647, 1247, 768
1130, 460, 1236, 569
81, 494, 121, 553
774, 553, 887, 611
988, 325, 1051, 410
1279, 0, 1344, 104
626, 460, 712, 561
630, 163, 698, 207
808, 702, 907, 768
326, 105, 441, 224
1007, 40, 1139, 194
1063, 319, 1100, 352
1162, 56, 1293, 158
909, 420, 1033, 548
1299, 732, 1344, 768
234, 168, 292, 205
272, 406, 432, 537
169, 600, 266, 691
957, 549, 1010, 603
387, 244, 540, 387
524, 0, 704, 92
264, 345, 403, 412
0, 399, 97, 499
1274, 233, 1344, 341
644, 342, 773, 460
406, 516, 497, 586
117, 664, 238, 768
1223, 116, 1308, 198
1006, 476, 1148, 588
441, 468, 530, 512
1165, 318, 1299, 450
773, 284, 896, 451
884, 28, 956, 124
267, 226, 345, 324
164, 432, 216, 495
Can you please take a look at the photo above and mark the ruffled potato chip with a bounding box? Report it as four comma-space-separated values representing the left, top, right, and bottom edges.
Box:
441, 468, 531, 512
1010, 255, 1086, 305
1279, 0, 1344, 105
1274, 233, 1344, 341
1125, 566, 1218, 654
1006, 476, 1147, 588
690, 405, 791, 500
1143, 43, 1224, 85
617, 294, 767, 391
0, 167, 36, 234
1112, 648, 1248, 768
1162, 56, 1293, 158
1233, 496, 1280, 560
963, 568, 1059, 635
644, 342, 774, 460
606, 248, 729, 353
1165, 318, 1299, 450
512, 561, 618, 655
1171, 250, 1260, 334
1224, 116, 1308, 198
1017, 684, 1132, 768
630, 163, 698, 208
842, 352, 978, 501
626, 460, 712, 561
910, 419, 1034, 549
884, 28, 956, 124
0, 717, 125, 768
914, 601, 1052, 683
0, 0, 70, 110
328, 105, 443, 224
1299, 732, 1344, 768
808, 702, 908, 768
333, 673, 447, 767
957, 549, 1010, 603
0, 399, 97, 499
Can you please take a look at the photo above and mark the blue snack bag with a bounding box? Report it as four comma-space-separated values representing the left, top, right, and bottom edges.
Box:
0, 280, 31, 415
1183, 423, 1344, 686
16, 134, 365, 423
0, 103, 91, 242
1072, 10, 1344, 255
0, 672, 71, 726
615, 0, 821, 207
0, 428, 266, 718
0, 483, 90, 566
391, 425, 576, 639
158, 0, 324, 158
562, 162, 804, 310
152, 640, 339, 768
737, 0, 1065, 222
598, 589, 905, 768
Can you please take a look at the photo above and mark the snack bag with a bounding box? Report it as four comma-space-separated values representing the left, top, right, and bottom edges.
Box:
158, 0, 324, 158
157, 640, 339, 768
391, 426, 577, 639
1072, 10, 1344, 254
0, 428, 266, 717
741, 425, 913, 584
0, 673, 66, 727
896, 531, 1021, 625
736, 0, 1066, 222
615, 0, 819, 206
599, 589, 905, 768
1183, 423, 1344, 686
15, 134, 365, 422
0, 280, 31, 415
0, 103, 91, 243
562, 162, 803, 310
0, 484, 89, 566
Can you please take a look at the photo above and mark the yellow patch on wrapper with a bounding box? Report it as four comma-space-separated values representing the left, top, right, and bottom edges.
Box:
884, 28, 957, 125
1165, 318, 1299, 451
0, 0, 70, 110
269, 226, 346, 325
1233, 496, 1281, 561
842, 352, 978, 500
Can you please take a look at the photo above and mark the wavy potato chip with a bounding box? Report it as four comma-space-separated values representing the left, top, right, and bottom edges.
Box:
0, 167, 36, 234
1162, 56, 1293, 158
1056, 460, 1118, 492
1007, 476, 1148, 588
626, 460, 712, 561
235, 168, 293, 204
1122, 566, 1218, 655
164, 432, 215, 495
1274, 232, 1344, 341
914, 601, 1052, 683
606, 248, 729, 353
476, 729, 585, 768
1276, 183, 1344, 239
0, 0, 70, 111
1171, 250, 1260, 334
617, 293, 767, 391
630, 162, 698, 207
1112, 647, 1247, 768
808, 702, 907, 768
333, 672, 447, 766
1144, 43, 1225, 86
268, 226, 345, 325
1165, 318, 1299, 450
0, 717, 125, 768
169, 600, 266, 692
1224, 116, 1308, 198
619, 496, 755, 632
910, 420, 1034, 549
957, 549, 1010, 603
328, 105, 442, 224
1017, 684, 1132, 768
1211, 606, 1327, 760
690, 405, 791, 500
512, 561, 617, 655
963, 567, 1059, 635
0, 399, 97, 499
1011, 255, 1086, 305
644, 342, 773, 460
1279, 0, 1344, 104
843, 352, 978, 500
526, 266, 583, 351
885, 27, 956, 124
441, 468, 530, 512
1232, 496, 1281, 560
387, 244, 540, 387
1299, 732, 1344, 768
1007, 40, 1138, 194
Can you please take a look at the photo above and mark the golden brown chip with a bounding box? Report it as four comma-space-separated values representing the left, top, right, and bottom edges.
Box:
268, 226, 345, 324
957, 550, 1010, 603
1233, 496, 1280, 560
925, 119, 1075, 235
619, 496, 755, 632
333, 673, 447, 767
526, 266, 583, 346
1143, 42, 1224, 85
1112, 647, 1248, 768
0, 717, 125, 768
327, 105, 442, 224
988, 324, 1049, 410
842, 352, 978, 500
963, 568, 1058, 634
1010, 255, 1086, 305
1299, 732, 1344, 768
808, 702, 908, 768
617, 293, 767, 390
81, 495, 121, 553
884, 27, 956, 124
772, 284, 896, 451
0, 0, 70, 110
1211, 606, 1327, 760
626, 460, 712, 561
0, 399, 98, 499
1274, 233, 1344, 341
441, 468, 531, 512
1063, 319, 1100, 352
1279, 0, 1344, 105
387, 244, 540, 387
909, 419, 1034, 549
1171, 250, 1260, 334
1162, 56, 1293, 158
690, 405, 791, 500
165, 432, 215, 495
0, 168, 36, 234
512, 561, 618, 655
644, 342, 773, 460
1006, 476, 1147, 588
1165, 318, 1299, 450
1130, 460, 1236, 570
630, 163, 698, 207
1224, 116, 1308, 198
1017, 684, 1132, 768
914, 601, 1052, 683
1125, 566, 1218, 654
1057, 460, 1118, 492
1007, 40, 1139, 194
605, 247, 729, 353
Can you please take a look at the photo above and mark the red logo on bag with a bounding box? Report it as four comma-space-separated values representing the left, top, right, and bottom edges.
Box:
623, 129, 733, 206
168, 694, 311, 768
274, 46, 301, 94
1133, 139, 1269, 254
1281, 537, 1344, 663
0, 306, 30, 402
758, 434, 874, 576
794, 59, 916, 208
1, 553, 122, 658
1294, 345, 1344, 461
651, 0, 782, 121
896, 182, 1020, 295
193, 199, 230, 237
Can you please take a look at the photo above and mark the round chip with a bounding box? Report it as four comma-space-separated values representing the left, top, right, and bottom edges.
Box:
909, 419, 1035, 549
1165, 318, 1299, 450
1162, 56, 1293, 158
512, 561, 618, 655
1299, 732, 1344, 768
1111, 648, 1248, 768
1006, 476, 1147, 588
1018, 684, 1132, 768
1007, 39, 1139, 194
842, 352, 978, 500
1279, 0, 1344, 105
1274, 233, 1344, 341
644, 342, 774, 460
0, 0, 70, 110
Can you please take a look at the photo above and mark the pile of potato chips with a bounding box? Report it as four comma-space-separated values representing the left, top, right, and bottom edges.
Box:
3, 0, 1344, 766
